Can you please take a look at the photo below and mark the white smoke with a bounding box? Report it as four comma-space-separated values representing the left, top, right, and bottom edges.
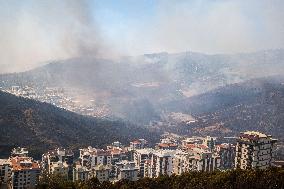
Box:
0, 0, 283, 73
0, 0, 110, 73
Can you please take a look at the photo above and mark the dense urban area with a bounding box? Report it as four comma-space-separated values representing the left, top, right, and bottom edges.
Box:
1, 130, 283, 189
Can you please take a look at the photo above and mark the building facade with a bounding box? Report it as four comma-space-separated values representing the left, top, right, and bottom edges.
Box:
150, 150, 175, 178
10, 157, 41, 189
42, 148, 74, 180
115, 161, 139, 181
92, 164, 111, 183
133, 148, 155, 178
0, 159, 12, 186
215, 143, 235, 169
79, 147, 112, 168
235, 131, 277, 169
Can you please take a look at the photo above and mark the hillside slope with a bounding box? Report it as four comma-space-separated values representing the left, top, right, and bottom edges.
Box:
0, 91, 159, 158
162, 76, 284, 140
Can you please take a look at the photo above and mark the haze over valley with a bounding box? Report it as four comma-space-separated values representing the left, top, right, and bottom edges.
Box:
1, 49, 284, 139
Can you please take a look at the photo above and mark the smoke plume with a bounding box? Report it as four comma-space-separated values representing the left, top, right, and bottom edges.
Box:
0, 0, 108, 73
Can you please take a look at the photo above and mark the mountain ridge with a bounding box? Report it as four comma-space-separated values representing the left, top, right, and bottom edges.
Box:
0, 49, 284, 126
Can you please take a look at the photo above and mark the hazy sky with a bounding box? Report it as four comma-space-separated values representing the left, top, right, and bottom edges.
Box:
0, 0, 284, 73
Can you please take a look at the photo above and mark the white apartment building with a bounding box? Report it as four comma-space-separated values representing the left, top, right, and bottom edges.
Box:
143, 159, 152, 178
92, 164, 111, 183
10, 157, 41, 189
150, 150, 175, 178
173, 151, 190, 175
42, 148, 74, 180
189, 146, 220, 171
181, 144, 221, 172
79, 147, 112, 168
235, 131, 277, 170
173, 150, 189, 175
115, 160, 139, 181
156, 138, 178, 150
110, 147, 128, 165
130, 139, 148, 150
133, 148, 155, 177
73, 163, 90, 182
49, 162, 69, 179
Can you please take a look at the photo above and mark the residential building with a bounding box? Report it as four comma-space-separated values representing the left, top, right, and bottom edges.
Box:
181, 137, 203, 146
10, 157, 40, 189
49, 162, 69, 179
42, 148, 74, 180
115, 160, 139, 181
235, 131, 278, 169
0, 159, 12, 186
73, 163, 90, 182
150, 150, 175, 178
143, 159, 152, 178
92, 164, 111, 183
79, 147, 111, 168
173, 151, 190, 175
130, 139, 148, 150
215, 143, 235, 169
203, 136, 217, 151
110, 147, 128, 165
133, 148, 155, 177
185, 144, 221, 171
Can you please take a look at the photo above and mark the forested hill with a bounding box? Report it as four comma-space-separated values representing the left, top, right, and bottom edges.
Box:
0, 91, 159, 159
163, 76, 284, 140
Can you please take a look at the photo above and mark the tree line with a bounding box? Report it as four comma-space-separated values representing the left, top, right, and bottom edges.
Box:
36, 168, 284, 189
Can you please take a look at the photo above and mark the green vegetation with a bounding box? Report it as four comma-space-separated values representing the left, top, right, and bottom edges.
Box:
37, 168, 284, 189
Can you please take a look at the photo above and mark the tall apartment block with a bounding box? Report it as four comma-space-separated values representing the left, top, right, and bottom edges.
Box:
235, 131, 277, 169
215, 143, 235, 169
10, 157, 41, 189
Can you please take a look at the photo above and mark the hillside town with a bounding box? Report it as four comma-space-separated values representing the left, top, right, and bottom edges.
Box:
0, 85, 111, 118
0, 131, 282, 189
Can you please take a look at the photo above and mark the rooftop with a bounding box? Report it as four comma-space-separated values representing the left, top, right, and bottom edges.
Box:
10, 157, 40, 171
153, 150, 176, 157
135, 148, 155, 154
0, 159, 11, 165
243, 131, 268, 138
157, 143, 178, 148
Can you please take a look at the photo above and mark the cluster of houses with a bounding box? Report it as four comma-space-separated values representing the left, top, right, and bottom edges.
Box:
0, 131, 281, 188
2, 86, 110, 118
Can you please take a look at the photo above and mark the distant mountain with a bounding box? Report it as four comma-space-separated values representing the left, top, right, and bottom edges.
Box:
0, 49, 284, 125
0, 91, 159, 159
162, 76, 284, 141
